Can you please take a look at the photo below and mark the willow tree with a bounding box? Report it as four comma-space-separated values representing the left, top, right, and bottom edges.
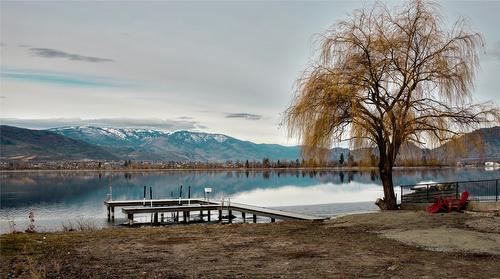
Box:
285, 0, 499, 210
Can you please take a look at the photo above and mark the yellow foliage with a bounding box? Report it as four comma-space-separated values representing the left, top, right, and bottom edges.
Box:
285, 0, 498, 163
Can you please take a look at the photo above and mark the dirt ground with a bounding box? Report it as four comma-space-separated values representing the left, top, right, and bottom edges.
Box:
1, 211, 499, 278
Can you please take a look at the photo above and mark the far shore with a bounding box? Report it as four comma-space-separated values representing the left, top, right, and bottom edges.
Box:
0, 165, 468, 173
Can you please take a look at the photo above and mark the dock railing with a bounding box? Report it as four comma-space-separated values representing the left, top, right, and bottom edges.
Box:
400, 178, 499, 204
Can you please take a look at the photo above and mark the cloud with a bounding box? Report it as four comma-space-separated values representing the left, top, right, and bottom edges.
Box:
195, 124, 209, 129
0, 118, 207, 131
1, 68, 133, 88
29, 48, 114, 63
486, 41, 500, 60
225, 113, 262, 120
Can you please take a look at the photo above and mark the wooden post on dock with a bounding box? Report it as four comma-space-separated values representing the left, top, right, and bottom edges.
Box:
128, 213, 133, 226
242, 212, 246, 223
107, 206, 111, 221
218, 209, 222, 222
154, 212, 158, 224
228, 210, 232, 224
253, 214, 257, 223
208, 210, 211, 221
270, 218, 275, 223
161, 213, 164, 223
183, 211, 187, 223
111, 206, 115, 221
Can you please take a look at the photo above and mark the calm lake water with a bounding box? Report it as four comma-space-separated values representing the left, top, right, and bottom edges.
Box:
1, 168, 499, 234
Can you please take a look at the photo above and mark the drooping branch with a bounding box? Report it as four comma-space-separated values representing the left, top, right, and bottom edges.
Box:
285, 0, 499, 164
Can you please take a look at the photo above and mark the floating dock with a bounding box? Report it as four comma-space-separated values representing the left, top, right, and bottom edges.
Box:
104, 198, 324, 225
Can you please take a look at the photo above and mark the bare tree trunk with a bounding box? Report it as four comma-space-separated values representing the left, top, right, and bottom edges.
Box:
379, 166, 397, 210
376, 153, 398, 210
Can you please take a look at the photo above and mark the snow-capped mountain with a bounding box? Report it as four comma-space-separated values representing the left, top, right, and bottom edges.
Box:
48, 126, 304, 161
48, 126, 170, 148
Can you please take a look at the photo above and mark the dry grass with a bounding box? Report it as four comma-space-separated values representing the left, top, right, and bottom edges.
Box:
1, 212, 499, 278
60, 220, 97, 232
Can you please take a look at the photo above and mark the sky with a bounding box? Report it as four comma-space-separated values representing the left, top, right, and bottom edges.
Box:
1, 1, 499, 145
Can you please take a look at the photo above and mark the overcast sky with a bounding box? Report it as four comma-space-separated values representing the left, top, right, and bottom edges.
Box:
1, 1, 499, 145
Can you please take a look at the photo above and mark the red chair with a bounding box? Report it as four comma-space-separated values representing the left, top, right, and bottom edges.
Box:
448, 191, 469, 212
426, 197, 449, 213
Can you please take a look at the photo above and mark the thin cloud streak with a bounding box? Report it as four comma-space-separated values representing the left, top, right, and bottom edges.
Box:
29, 48, 114, 63
0, 118, 207, 131
1, 68, 134, 88
225, 113, 262, 120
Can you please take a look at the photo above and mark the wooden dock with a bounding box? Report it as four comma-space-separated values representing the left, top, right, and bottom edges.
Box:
122, 204, 220, 225
105, 198, 325, 225
104, 198, 214, 221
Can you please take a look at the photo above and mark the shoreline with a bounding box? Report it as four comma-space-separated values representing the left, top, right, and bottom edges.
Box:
0, 165, 464, 173
1, 204, 379, 235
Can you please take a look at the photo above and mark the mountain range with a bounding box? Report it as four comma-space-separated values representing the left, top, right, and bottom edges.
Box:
47, 126, 309, 161
0, 125, 118, 161
0, 125, 498, 163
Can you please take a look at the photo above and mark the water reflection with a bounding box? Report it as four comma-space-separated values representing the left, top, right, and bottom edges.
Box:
232, 183, 382, 206
1, 168, 498, 233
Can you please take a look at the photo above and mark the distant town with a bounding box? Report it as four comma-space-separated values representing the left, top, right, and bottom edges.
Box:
1, 157, 499, 171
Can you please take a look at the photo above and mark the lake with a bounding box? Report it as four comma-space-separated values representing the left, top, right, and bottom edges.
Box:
1, 168, 498, 234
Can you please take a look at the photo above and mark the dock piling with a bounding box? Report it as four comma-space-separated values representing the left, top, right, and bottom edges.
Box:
253, 214, 257, 223
127, 213, 133, 226
242, 212, 246, 223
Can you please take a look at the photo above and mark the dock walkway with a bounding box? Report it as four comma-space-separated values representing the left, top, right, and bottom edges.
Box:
228, 202, 324, 221
105, 198, 324, 225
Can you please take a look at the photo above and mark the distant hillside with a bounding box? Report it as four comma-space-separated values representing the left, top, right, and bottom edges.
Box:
49, 126, 306, 161
0, 125, 117, 161
433, 126, 500, 163
343, 127, 500, 165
